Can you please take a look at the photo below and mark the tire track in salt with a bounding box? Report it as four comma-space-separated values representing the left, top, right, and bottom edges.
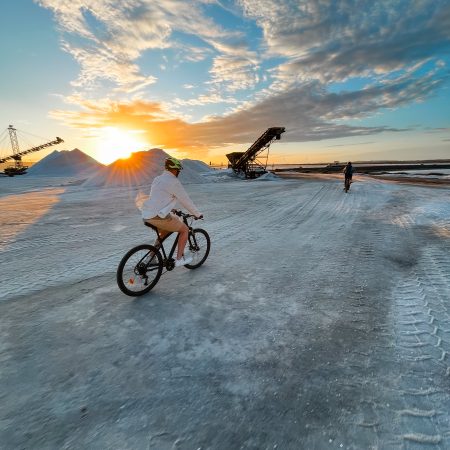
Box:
416, 247, 450, 445
390, 244, 450, 448
208, 181, 304, 245
381, 200, 446, 447
291, 184, 327, 219
331, 181, 450, 447
337, 193, 390, 446
284, 182, 337, 231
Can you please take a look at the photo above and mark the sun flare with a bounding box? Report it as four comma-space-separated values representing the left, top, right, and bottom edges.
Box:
96, 127, 147, 164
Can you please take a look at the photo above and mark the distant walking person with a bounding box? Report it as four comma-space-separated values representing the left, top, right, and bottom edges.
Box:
343, 162, 353, 193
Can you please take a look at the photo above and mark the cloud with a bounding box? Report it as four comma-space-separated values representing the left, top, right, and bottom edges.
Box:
36, 0, 450, 93
51, 69, 446, 158
174, 93, 239, 106
176, 44, 212, 63
327, 142, 375, 148
239, 0, 450, 84
61, 42, 157, 92
210, 54, 260, 91
36, 0, 241, 92
424, 127, 450, 133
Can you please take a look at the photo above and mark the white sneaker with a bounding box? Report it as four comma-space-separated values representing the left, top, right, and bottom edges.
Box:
175, 255, 193, 267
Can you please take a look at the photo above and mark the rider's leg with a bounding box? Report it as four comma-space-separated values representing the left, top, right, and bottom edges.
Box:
147, 214, 186, 261
155, 230, 170, 247
176, 223, 189, 260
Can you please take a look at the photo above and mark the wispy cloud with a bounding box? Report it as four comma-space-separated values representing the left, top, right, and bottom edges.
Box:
175, 44, 212, 63
61, 42, 157, 92
36, 0, 241, 92
210, 54, 259, 91
174, 93, 239, 106
424, 127, 450, 133
51, 68, 445, 157
327, 142, 375, 148
240, 0, 450, 84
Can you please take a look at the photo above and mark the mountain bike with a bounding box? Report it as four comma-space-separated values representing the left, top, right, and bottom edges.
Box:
117, 210, 210, 296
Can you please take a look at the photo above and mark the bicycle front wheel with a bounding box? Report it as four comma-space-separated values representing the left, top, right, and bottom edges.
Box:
185, 228, 211, 269
117, 244, 163, 296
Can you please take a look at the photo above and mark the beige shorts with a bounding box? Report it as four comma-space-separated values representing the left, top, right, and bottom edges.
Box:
145, 213, 184, 232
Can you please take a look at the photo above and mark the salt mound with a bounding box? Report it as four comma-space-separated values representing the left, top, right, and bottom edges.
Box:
255, 172, 279, 181
82, 148, 208, 187
201, 168, 237, 182
182, 159, 214, 173
28, 149, 103, 177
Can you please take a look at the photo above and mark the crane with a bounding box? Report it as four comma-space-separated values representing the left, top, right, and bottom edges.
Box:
0, 125, 64, 176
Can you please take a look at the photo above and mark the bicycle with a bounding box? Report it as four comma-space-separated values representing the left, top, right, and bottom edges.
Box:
344, 177, 351, 193
117, 210, 211, 296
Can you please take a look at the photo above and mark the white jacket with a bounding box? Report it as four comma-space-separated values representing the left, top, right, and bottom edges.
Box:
141, 171, 201, 219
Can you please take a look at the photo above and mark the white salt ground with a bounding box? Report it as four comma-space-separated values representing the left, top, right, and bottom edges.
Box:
0, 173, 449, 448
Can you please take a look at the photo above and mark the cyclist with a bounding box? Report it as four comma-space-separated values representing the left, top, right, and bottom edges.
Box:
141, 156, 203, 267
343, 161, 353, 190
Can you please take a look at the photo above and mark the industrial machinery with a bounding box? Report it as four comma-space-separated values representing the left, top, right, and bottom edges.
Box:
0, 125, 63, 176
226, 127, 285, 178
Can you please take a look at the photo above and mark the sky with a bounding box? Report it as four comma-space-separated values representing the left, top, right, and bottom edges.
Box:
0, 0, 449, 165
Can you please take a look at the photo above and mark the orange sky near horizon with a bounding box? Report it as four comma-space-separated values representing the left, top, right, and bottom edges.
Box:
2, 97, 449, 167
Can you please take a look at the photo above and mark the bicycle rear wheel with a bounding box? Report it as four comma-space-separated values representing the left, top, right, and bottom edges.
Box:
344, 178, 350, 192
117, 244, 163, 296
185, 229, 211, 269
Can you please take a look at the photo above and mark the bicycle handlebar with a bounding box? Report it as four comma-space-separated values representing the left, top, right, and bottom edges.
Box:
172, 209, 203, 220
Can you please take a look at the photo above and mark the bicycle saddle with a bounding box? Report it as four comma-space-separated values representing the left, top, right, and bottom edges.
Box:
143, 221, 159, 232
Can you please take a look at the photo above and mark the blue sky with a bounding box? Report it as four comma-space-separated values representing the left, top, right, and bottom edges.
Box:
1, 0, 449, 164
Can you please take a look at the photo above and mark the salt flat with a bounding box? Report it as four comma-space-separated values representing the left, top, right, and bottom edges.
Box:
1, 174, 450, 449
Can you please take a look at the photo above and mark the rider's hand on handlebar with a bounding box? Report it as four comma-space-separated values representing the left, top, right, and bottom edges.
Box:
195, 214, 203, 220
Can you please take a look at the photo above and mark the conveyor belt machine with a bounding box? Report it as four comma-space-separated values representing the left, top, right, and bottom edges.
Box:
226, 127, 285, 178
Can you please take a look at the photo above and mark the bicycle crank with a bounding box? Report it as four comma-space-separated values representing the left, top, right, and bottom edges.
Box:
165, 258, 175, 271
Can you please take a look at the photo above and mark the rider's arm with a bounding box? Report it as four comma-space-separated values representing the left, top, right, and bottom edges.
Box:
171, 178, 202, 217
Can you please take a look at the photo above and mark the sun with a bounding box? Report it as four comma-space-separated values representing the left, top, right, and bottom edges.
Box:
96, 127, 147, 164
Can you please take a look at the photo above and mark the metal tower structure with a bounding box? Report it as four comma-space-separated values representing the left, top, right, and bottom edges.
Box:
0, 125, 64, 176
7, 125, 22, 169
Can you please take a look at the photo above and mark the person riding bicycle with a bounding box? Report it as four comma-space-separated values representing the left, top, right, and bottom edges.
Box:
343, 161, 353, 184
141, 156, 203, 267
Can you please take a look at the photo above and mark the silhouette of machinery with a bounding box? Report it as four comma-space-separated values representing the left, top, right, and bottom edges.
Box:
226, 127, 285, 178
0, 125, 64, 176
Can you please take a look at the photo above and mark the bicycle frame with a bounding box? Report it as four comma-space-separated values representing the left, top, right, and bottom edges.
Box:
147, 213, 196, 270
156, 231, 180, 268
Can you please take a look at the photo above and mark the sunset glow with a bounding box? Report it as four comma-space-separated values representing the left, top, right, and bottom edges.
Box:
96, 127, 147, 165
